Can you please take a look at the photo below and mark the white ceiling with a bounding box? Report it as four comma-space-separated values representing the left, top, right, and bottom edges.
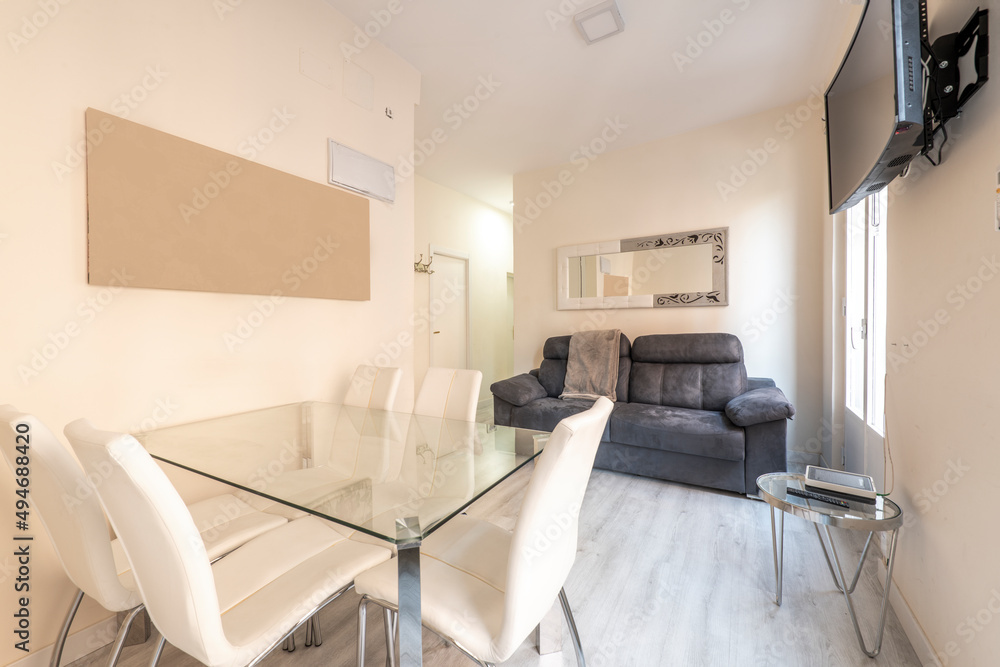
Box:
325, 0, 862, 211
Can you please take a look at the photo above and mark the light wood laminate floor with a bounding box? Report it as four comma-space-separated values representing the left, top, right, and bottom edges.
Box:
69, 467, 921, 667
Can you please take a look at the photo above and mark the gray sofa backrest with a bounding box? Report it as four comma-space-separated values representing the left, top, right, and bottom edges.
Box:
629, 333, 747, 411
538, 333, 632, 401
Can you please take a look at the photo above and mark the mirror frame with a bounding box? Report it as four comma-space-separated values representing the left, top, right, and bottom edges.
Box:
557, 227, 728, 309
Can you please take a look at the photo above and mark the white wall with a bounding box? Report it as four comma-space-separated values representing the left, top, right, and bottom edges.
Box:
414, 176, 514, 403
512, 98, 829, 462
885, 1, 1000, 663
0, 0, 419, 662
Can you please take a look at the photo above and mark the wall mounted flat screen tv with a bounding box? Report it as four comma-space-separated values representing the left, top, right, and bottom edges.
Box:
825, 0, 926, 213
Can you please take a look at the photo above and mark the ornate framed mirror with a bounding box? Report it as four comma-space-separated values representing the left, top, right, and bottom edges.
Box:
556, 227, 727, 309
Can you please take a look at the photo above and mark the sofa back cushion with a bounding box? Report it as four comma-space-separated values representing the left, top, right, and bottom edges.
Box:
629, 334, 747, 411
538, 333, 631, 401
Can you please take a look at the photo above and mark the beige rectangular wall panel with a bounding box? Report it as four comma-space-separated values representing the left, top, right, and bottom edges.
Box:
86, 108, 370, 300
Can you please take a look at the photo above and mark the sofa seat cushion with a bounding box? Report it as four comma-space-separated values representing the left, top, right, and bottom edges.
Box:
511, 397, 609, 439
609, 402, 745, 462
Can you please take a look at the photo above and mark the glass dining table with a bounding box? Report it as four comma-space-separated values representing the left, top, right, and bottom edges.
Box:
136, 401, 549, 667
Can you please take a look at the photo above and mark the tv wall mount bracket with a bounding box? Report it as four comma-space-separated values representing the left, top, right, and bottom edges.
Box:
920, 6, 989, 160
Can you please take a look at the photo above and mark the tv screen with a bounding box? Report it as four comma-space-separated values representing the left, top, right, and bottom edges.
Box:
825, 0, 925, 213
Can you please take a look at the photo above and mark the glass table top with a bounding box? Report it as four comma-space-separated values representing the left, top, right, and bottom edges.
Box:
756, 473, 903, 531
136, 402, 549, 546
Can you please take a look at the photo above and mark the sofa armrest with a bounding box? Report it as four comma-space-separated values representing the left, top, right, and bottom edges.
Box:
725, 387, 795, 427
493, 395, 515, 426
744, 420, 788, 493
748, 377, 776, 390
529, 368, 540, 378
490, 373, 547, 408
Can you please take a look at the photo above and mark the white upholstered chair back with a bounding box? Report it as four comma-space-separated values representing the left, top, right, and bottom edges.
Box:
413, 367, 483, 421
343, 365, 402, 411
0, 407, 141, 613
65, 419, 231, 667
497, 397, 612, 658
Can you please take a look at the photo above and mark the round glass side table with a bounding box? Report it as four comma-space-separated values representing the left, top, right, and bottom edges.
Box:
757, 473, 903, 658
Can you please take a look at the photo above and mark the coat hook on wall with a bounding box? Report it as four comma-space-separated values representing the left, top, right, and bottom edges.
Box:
414, 254, 434, 274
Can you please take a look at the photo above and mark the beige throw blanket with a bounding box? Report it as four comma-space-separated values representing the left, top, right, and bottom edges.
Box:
560, 329, 620, 401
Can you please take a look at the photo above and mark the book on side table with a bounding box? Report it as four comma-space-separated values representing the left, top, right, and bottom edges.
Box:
804, 465, 877, 502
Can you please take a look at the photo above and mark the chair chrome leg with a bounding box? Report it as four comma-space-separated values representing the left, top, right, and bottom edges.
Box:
443, 638, 491, 667
106, 606, 145, 667
305, 616, 313, 646
244, 583, 352, 667
361, 594, 499, 667
311, 617, 323, 647
148, 636, 166, 667
51, 589, 84, 667
282, 633, 296, 652
358, 595, 369, 667
383, 608, 396, 667
558, 588, 586, 667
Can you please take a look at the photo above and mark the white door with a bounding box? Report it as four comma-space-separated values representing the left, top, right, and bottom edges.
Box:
844, 191, 887, 491
429, 249, 470, 370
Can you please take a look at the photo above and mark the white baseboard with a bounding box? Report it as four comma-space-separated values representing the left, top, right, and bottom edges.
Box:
787, 449, 819, 465
11, 617, 117, 667
876, 559, 939, 666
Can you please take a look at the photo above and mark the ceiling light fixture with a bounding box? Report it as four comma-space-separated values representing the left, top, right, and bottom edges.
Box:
574, 0, 625, 45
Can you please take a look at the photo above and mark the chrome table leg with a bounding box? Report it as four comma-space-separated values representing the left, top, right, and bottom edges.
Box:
769, 506, 784, 606
397, 542, 422, 667
815, 525, 874, 594
817, 525, 899, 657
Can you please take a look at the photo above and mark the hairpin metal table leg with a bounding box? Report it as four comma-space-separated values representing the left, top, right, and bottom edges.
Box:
815, 525, 875, 594
770, 506, 784, 606
817, 524, 899, 657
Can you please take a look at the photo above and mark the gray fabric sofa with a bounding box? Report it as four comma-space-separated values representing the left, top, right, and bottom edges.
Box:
490, 332, 793, 495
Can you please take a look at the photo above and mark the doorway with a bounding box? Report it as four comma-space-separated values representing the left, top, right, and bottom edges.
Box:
429, 246, 470, 370
505, 272, 514, 378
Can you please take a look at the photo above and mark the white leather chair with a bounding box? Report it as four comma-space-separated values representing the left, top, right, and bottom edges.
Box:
344, 365, 403, 411
358, 368, 482, 534
354, 397, 613, 666
0, 407, 289, 667
413, 367, 483, 421
65, 418, 394, 667
0, 407, 143, 667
